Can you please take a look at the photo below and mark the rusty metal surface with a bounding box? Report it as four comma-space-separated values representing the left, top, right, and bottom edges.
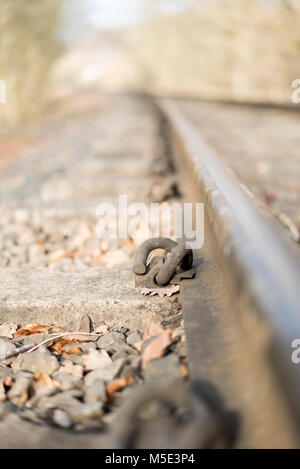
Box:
157, 99, 300, 447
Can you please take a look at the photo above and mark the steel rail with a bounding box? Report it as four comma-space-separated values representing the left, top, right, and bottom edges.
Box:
158, 99, 300, 432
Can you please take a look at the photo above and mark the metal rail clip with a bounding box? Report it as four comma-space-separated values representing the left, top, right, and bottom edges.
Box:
133, 237, 195, 297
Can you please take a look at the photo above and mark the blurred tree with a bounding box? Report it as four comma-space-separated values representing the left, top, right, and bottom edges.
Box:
0, 0, 63, 127
127, 0, 300, 103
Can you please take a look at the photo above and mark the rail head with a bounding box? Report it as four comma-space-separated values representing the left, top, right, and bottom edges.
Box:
158, 98, 300, 422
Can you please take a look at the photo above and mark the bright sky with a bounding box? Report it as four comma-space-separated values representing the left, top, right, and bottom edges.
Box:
62, 0, 188, 41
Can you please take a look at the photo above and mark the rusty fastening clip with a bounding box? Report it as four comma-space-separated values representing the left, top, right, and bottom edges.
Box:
133, 237, 195, 296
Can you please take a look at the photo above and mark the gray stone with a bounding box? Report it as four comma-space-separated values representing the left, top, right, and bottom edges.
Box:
70, 313, 92, 333
0, 367, 14, 379
52, 371, 83, 391
84, 357, 125, 385
111, 345, 137, 361
126, 318, 144, 333
0, 323, 18, 338
174, 341, 187, 359
34, 389, 83, 411
143, 354, 181, 380
11, 346, 59, 375
126, 355, 141, 371
7, 374, 32, 407
126, 332, 142, 347
65, 402, 103, 423
60, 354, 86, 367
0, 403, 9, 420
97, 332, 125, 350
120, 365, 138, 379
28, 245, 44, 265
161, 312, 183, 328
78, 342, 97, 352
51, 409, 73, 429
0, 337, 17, 361
83, 379, 106, 404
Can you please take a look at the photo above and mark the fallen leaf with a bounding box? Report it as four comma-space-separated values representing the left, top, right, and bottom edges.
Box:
49, 338, 78, 354
49, 333, 97, 354
262, 189, 277, 205
142, 328, 173, 369
180, 362, 189, 378
88, 250, 102, 262
33, 372, 61, 395
82, 349, 112, 372
50, 249, 68, 261
0, 322, 18, 338
63, 346, 81, 355
4, 376, 13, 387
37, 239, 45, 248
106, 377, 134, 398
124, 238, 134, 250
289, 181, 300, 192
99, 239, 110, 254
14, 324, 65, 338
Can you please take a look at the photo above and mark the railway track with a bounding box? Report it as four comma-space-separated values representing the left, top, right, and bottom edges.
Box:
0, 95, 299, 448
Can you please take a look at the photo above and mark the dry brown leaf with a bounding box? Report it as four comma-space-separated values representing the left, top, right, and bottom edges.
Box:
180, 362, 189, 379
100, 239, 110, 254
142, 329, 173, 369
49, 338, 78, 354
33, 372, 61, 395
14, 324, 65, 338
4, 376, 13, 387
50, 249, 69, 261
37, 239, 45, 248
88, 250, 102, 263
59, 334, 98, 343
82, 349, 112, 372
63, 346, 81, 355
289, 181, 300, 192
262, 189, 277, 205
124, 238, 134, 250
49, 333, 97, 354
106, 376, 134, 398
